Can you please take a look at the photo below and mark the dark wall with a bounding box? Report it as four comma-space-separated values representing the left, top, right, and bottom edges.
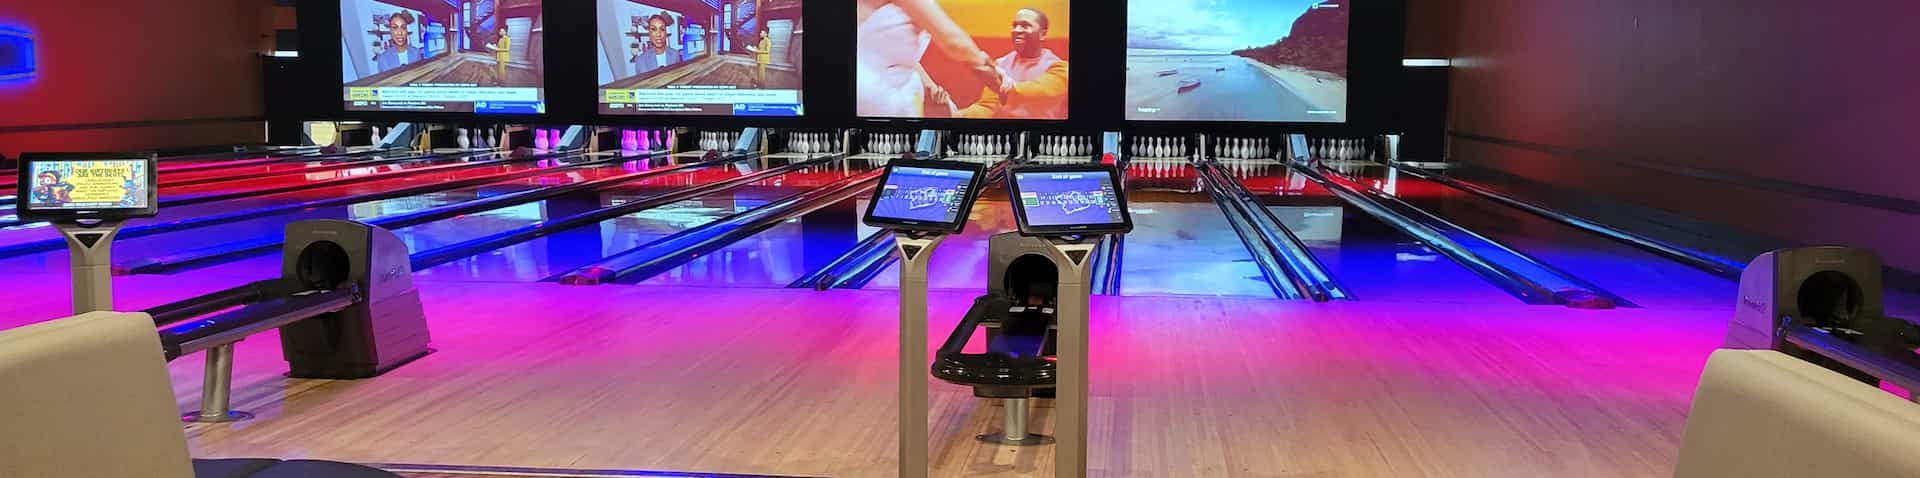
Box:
1434, 0, 1920, 273
294, 0, 1406, 135
0, 0, 271, 158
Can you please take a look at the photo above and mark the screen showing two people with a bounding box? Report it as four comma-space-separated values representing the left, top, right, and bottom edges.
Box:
598, 0, 805, 117
870, 166, 976, 225
1125, 0, 1348, 123
1014, 171, 1123, 227
855, 0, 1070, 120
341, 0, 547, 114
25, 160, 151, 211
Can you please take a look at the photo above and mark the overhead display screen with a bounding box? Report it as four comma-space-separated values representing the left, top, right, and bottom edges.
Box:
1125, 0, 1348, 123
855, 0, 1070, 120
341, 0, 547, 114
597, 0, 805, 117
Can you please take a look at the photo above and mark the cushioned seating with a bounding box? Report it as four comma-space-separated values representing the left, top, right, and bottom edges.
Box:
0, 311, 399, 478
1674, 349, 1920, 477
195, 459, 398, 478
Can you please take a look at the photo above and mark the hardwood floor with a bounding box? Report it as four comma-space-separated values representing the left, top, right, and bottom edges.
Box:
121, 282, 1728, 477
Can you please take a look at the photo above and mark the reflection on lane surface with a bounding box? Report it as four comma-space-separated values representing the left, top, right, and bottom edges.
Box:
415, 158, 876, 282
0, 156, 626, 273
638, 197, 876, 289
1118, 160, 1272, 298
1334, 162, 1737, 308
1226, 159, 1515, 304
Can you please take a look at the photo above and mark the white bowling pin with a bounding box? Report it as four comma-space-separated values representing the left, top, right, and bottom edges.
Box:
534, 128, 551, 149
456, 128, 472, 149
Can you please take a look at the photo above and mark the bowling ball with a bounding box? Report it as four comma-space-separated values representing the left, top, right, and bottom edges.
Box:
1555, 289, 1615, 310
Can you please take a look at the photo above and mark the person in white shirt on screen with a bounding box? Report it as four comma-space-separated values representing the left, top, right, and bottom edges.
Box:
375, 11, 427, 74
854, 0, 1005, 118
632, 13, 681, 75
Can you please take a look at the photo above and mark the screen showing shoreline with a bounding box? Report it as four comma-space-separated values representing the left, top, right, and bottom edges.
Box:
1125, 0, 1348, 123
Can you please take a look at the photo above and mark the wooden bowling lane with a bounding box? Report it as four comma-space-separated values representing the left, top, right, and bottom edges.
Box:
165, 281, 1726, 477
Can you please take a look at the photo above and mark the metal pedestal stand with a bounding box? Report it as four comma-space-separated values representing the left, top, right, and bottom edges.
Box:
55, 219, 253, 423
1040, 235, 1098, 478
53, 220, 126, 314
978, 397, 1054, 445
895, 232, 947, 478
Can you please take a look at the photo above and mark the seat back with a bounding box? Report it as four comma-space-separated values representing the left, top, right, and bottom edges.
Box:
1675, 349, 1920, 477
0, 312, 195, 478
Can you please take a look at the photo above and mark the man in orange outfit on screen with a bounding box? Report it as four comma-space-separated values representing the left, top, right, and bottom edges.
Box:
941, 7, 1067, 119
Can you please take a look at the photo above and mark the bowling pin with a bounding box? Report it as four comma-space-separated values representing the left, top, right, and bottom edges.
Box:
534, 128, 551, 149
456, 128, 472, 149
620, 129, 638, 152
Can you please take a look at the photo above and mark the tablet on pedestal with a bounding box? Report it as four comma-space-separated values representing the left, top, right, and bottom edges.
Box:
16, 152, 160, 313
862, 159, 988, 235
1007, 164, 1133, 237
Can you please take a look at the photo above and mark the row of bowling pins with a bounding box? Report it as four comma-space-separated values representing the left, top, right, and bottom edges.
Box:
618, 129, 672, 152
955, 134, 1014, 156
700, 131, 740, 151
1213, 138, 1273, 159
532, 128, 565, 150
1214, 158, 1284, 178
1312, 138, 1373, 160
1131, 136, 1189, 158
1035, 135, 1094, 157
1127, 157, 1194, 179
453, 127, 501, 150
787, 133, 841, 154
867, 133, 914, 155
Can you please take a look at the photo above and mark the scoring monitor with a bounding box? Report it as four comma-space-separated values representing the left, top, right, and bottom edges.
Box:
1007, 164, 1131, 236
16, 152, 160, 221
863, 160, 987, 234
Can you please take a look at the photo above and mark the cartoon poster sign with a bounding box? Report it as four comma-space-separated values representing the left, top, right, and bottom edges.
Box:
26, 160, 151, 210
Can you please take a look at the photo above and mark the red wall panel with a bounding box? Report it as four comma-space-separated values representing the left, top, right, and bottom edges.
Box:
0, 0, 270, 157
1433, 0, 1920, 270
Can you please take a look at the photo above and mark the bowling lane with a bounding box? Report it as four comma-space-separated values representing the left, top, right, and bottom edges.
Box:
0, 157, 645, 274
1227, 160, 1516, 304
635, 197, 878, 288
0, 153, 607, 248
1113, 160, 1275, 297
159, 151, 498, 199
154, 151, 418, 184
1333, 162, 1738, 308
413, 158, 873, 282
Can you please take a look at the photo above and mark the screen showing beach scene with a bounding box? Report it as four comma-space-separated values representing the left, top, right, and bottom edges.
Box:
1125, 0, 1347, 123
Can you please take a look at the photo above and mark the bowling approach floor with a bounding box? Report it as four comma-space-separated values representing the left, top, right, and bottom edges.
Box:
0, 272, 1725, 478
0, 149, 1760, 476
